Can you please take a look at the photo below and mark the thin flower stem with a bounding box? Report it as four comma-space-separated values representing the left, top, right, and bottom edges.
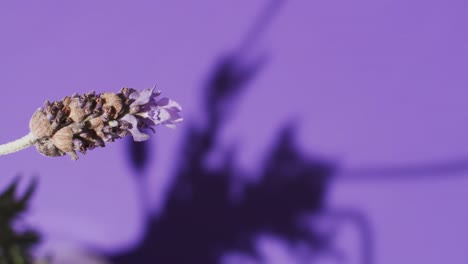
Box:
0, 133, 36, 156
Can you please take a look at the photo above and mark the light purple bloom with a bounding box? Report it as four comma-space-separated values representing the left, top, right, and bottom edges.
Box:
120, 114, 150, 142
149, 97, 183, 128
131, 88, 183, 128
123, 88, 183, 140
129, 88, 160, 108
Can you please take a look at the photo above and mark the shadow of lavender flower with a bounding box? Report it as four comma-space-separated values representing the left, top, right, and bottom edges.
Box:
114, 1, 374, 263
114, 121, 375, 263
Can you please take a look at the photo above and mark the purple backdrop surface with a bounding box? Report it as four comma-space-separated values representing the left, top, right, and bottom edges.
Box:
0, 0, 468, 263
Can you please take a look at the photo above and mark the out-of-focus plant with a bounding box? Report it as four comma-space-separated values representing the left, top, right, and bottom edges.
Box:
0, 178, 40, 264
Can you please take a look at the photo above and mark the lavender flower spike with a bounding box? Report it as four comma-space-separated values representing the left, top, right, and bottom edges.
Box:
0, 87, 182, 160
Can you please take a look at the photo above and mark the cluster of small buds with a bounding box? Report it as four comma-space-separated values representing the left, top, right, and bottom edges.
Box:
28, 87, 182, 160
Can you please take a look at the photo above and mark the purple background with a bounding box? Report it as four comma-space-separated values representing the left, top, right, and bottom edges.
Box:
0, 0, 468, 263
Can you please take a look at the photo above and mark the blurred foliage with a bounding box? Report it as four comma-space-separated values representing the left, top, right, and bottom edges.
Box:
0, 178, 40, 264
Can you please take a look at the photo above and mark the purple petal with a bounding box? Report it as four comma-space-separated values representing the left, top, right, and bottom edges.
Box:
120, 114, 150, 142
151, 108, 183, 128
129, 88, 156, 108
157, 97, 182, 111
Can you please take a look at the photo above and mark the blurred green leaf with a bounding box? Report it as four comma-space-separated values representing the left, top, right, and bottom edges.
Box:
0, 178, 41, 264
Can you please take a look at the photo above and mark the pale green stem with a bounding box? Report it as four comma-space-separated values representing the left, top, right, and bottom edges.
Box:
0, 132, 37, 156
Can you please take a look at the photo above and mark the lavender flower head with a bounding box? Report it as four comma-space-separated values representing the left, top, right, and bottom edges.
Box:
28, 87, 182, 160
